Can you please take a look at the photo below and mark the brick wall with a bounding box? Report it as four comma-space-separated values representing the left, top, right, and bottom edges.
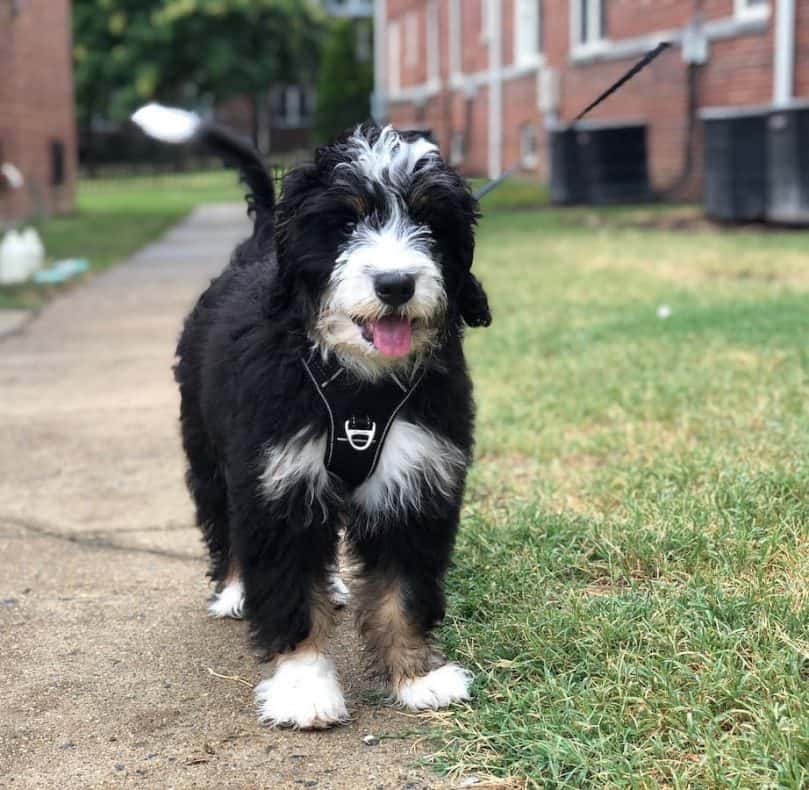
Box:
0, 0, 77, 222
793, 0, 809, 97
381, 0, 807, 194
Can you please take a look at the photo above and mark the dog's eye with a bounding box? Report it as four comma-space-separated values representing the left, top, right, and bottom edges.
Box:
342, 220, 356, 234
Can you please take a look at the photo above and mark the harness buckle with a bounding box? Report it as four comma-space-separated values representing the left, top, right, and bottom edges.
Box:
338, 417, 377, 452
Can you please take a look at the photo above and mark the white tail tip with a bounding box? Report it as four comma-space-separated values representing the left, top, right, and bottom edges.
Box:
131, 102, 201, 144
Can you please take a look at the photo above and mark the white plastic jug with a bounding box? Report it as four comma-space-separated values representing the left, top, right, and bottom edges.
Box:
0, 227, 45, 284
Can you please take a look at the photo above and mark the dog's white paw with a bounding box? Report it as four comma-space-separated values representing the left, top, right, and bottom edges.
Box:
327, 573, 351, 608
208, 580, 245, 619
395, 663, 473, 710
255, 652, 348, 729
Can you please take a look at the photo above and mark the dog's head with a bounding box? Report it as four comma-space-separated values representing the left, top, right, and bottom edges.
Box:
273, 123, 490, 379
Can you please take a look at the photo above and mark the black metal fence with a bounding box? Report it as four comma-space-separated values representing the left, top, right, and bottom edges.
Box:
79, 124, 222, 177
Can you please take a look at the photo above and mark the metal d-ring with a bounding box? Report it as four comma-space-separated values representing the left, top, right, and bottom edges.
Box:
339, 418, 377, 451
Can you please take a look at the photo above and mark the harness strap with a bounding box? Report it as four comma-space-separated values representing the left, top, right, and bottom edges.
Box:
301, 352, 425, 488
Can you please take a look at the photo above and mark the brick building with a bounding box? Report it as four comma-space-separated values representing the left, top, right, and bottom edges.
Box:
373, 0, 808, 198
0, 0, 77, 222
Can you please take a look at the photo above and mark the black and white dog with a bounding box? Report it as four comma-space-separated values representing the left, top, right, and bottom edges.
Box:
133, 104, 491, 729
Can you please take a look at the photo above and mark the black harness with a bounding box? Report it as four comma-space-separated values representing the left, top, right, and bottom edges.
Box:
301, 352, 425, 488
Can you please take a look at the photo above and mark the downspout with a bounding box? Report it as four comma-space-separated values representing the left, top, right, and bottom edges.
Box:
372, 0, 388, 123
487, 0, 503, 178
773, 0, 796, 107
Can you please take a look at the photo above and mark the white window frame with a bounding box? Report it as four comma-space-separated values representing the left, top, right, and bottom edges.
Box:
449, 0, 462, 79
404, 11, 419, 67
388, 20, 401, 93
734, 0, 771, 23
571, 0, 607, 56
450, 131, 465, 167
427, 0, 440, 84
514, 0, 542, 67
481, 0, 493, 44
284, 85, 301, 127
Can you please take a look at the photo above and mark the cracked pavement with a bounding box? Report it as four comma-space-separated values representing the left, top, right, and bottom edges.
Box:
0, 205, 443, 789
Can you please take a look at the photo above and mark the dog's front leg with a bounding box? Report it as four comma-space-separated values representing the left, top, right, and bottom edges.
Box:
229, 473, 347, 729
349, 510, 473, 710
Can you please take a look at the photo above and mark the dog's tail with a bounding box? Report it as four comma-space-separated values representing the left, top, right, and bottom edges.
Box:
131, 103, 275, 221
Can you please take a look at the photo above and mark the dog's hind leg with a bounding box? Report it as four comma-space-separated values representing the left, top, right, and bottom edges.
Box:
178, 391, 232, 585
208, 563, 245, 619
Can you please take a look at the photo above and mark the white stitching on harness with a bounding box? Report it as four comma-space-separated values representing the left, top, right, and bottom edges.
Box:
301, 357, 336, 467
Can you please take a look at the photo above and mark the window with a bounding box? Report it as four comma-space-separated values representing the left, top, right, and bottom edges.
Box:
285, 86, 301, 127
520, 124, 538, 169
51, 141, 65, 187
450, 131, 465, 167
388, 21, 401, 92
272, 84, 313, 128
515, 0, 542, 65
573, 0, 606, 50
734, 0, 770, 21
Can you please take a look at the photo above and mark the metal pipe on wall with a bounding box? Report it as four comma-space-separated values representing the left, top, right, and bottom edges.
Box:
487, 0, 503, 178
774, 0, 796, 107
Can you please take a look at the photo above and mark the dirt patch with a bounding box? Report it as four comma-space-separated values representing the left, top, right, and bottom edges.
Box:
582, 206, 808, 235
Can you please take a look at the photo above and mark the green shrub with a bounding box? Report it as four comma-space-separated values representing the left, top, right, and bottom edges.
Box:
313, 19, 373, 144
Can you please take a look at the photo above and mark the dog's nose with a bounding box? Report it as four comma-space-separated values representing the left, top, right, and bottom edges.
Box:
374, 272, 416, 307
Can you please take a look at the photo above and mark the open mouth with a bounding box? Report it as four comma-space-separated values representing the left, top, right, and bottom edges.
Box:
353, 315, 414, 358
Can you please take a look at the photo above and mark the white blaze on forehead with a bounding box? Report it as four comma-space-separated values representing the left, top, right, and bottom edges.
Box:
344, 125, 438, 186
339, 208, 433, 274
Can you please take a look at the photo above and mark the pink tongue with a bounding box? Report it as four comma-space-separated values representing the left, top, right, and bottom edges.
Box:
371, 316, 413, 357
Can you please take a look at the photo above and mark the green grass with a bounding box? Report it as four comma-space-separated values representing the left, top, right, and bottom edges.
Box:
0, 171, 241, 309
433, 189, 809, 787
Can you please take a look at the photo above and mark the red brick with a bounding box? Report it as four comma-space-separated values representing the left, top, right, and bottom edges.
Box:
0, 0, 77, 221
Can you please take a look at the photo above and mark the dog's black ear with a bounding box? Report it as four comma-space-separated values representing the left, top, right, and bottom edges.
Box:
459, 273, 491, 328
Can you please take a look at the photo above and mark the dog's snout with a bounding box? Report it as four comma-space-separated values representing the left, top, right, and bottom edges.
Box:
374, 272, 416, 307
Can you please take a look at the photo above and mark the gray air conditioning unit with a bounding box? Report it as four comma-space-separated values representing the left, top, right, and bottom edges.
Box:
550, 121, 652, 205
702, 107, 769, 222
702, 102, 809, 226
767, 105, 809, 225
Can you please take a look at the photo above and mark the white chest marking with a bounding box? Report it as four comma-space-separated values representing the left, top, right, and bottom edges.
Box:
352, 419, 467, 516
258, 430, 329, 521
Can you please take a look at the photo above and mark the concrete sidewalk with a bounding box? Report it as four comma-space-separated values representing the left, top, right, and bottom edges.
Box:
0, 206, 440, 789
